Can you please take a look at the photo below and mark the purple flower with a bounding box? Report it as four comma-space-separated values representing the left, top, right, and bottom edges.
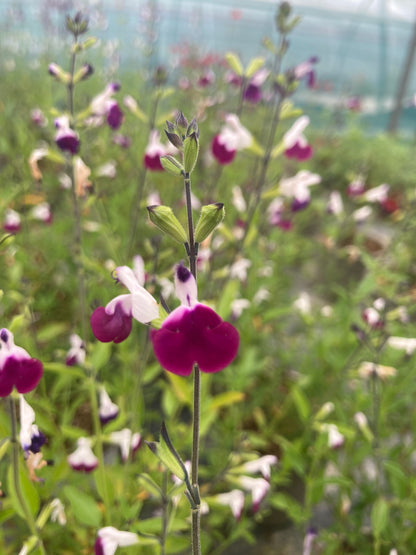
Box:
294, 56, 318, 88
243, 68, 269, 104
0, 329, 43, 397
283, 115, 313, 161
67, 437, 98, 472
89, 83, 123, 130
211, 114, 252, 165
3, 208, 21, 233
99, 386, 119, 424
90, 264, 159, 344
150, 264, 239, 376
143, 130, 177, 171
55, 116, 80, 155
19, 396, 46, 454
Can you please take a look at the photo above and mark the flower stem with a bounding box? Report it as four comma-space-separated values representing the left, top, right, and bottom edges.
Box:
8, 397, 46, 555
183, 170, 201, 555
88, 376, 112, 525
67, 34, 88, 343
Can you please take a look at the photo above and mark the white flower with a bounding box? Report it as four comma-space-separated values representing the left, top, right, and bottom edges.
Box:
110, 428, 141, 461
239, 476, 270, 511
327, 191, 344, 215
363, 183, 389, 203
67, 437, 98, 472
217, 114, 252, 151
279, 170, 321, 204
215, 489, 245, 519
282, 115, 311, 150
50, 498, 66, 525
387, 336, 416, 355
99, 386, 119, 424
294, 291, 312, 314
322, 423, 344, 449
19, 396, 36, 451
242, 455, 278, 480
358, 361, 397, 380
231, 298, 250, 318
96, 526, 139, 555
353, 206, 372, 222
229, 258, 251, 280
232, 185, 247, 212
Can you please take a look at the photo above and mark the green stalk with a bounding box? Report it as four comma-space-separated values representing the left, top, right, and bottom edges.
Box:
88, 376, 112, 525
8, 397, 47, 555
183, 171, 201, 555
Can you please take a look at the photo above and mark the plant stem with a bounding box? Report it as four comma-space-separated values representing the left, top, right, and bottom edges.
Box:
88, 376, 112, 525
183, 170, 201, 555
160, 470, 168, 555
8, 397, 47, 555
68, 35, 88, 343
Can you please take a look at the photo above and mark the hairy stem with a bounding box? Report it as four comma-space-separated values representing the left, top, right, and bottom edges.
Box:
183, 171, 201, 555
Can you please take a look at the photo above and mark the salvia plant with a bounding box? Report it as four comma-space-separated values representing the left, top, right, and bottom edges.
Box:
2, 2, 416, 555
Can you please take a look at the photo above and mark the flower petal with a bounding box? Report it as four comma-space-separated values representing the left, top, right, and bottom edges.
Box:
151, 304, 239, 375
3, 356, 43, 395
90, 304, 132, 343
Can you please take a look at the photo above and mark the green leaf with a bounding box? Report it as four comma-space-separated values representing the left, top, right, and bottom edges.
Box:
270, 493, 305, 524
63, 485, 102, 527
224, 52, 243, 76
43, 362, 84, 379
166, 373, 192, 405
146, 423, 188, 482
245, 57, 265, 78
7, 463, 40, 520
291, 386, 310, 422
371, 497, 388, 538
0, 438, 10, 461
137, 473, 163, 499
89, 341, 112, 371
209, 391, 245, 411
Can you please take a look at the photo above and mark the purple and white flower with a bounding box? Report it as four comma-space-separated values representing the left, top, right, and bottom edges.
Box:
150, 264, 239, 376
19, 396, 46, 454
143, 129, 177, 171
90, 82, 124, 130
211, 114, 252, 165
90, 264, 159, 343
67, 437, 98, 472
54, 115, 80, 155
3, 208, 21, 233
0, 329, 43, 397
99, 386, 119, 424
110, 429, 141, 461
283, 116, 313, 161
65, 334, 86, 366
94, 526, 139, 555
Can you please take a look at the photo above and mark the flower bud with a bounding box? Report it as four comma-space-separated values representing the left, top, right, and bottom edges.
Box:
175, 111, 188, 135
194, 203, 225, 243
160, 155, 184, 177
183, 133, 199, 174
73, 63, 94, 84
48, 63, 71, 84
147, 205, 188, 243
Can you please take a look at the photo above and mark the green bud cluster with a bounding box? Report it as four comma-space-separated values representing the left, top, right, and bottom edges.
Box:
163, 112, 200, 176
66, 12, 89, 37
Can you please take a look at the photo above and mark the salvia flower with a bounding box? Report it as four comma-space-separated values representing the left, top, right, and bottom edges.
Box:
150, 264, 239, 376
94, 526, 139, 555
243, 68, 269, 103
279, 170, 321, 211
99, 386, 119, 424
91, 264, 159, 343
387, 336, 416, 355
294, 56, 318, 88
31, 202, 53, 224
66, 334, 86, 366
19, 396, 46, 454
303, 527, 318, 555
0, 329, 43, 397
358, 361, 397, 381
238, 475, 270, 512
283, 115, 313, 161
3, 208, 21, 233
215, 489, 245, 520
67, 437, 98, 472
143, 129, 177, 171
54, 115, 80, 154
322, 423, 345, 450
90, 82, 124, 130
242, 454, 278, 480
30, 108, 48, 127
110, 429, 141, 461
211, 114, 252, 165
50, 498, 67, 526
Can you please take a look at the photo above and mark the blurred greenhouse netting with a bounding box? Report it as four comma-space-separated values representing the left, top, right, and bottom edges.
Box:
1, 0, 416, 133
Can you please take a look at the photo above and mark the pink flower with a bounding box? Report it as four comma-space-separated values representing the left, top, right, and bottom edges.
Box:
211, 114, 252, 165
283, 116, 313, 161
239, 476, 270, 512
242, 454, 278, 480
31, 202, 53, 224
143, 130, 177, 171
150, 264, 239, 376
90, 264, 159, 343
0, 329, 43, 397
67, 437, 98, 472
